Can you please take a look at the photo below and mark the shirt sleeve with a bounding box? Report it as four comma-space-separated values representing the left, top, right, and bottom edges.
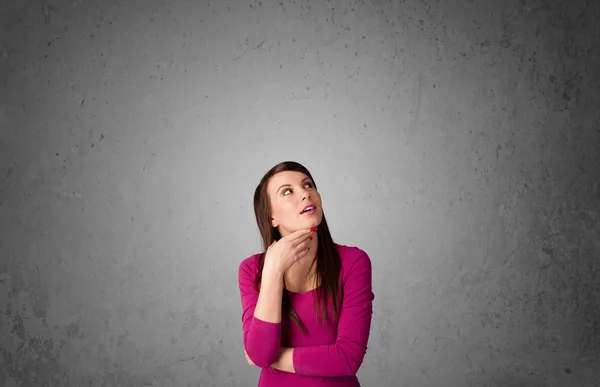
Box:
293, 251, 374, 376
238, 257, 282, 368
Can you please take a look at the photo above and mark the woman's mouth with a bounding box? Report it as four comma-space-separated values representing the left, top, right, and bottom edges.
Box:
301, 206, 316, 215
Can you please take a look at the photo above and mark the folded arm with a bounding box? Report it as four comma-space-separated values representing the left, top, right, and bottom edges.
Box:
272, 252, 374, 376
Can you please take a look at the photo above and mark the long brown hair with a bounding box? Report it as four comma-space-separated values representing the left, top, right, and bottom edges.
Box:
252, 161, 342, 333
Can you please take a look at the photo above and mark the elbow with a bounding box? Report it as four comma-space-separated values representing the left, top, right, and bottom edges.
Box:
342, 356, 362, 376
247, 350, 279, 369
347, 358, 363, 375
244, 336, 279, 369
339, 343, 367, 375
243, 321, 282, 369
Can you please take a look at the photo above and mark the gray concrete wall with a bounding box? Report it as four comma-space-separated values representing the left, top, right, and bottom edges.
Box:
1, 0, 599, 386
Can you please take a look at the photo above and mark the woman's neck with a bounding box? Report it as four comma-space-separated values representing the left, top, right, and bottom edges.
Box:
283, 253, 318, 292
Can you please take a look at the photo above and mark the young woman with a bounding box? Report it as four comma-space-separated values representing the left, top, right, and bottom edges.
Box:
238, 161, 374, 387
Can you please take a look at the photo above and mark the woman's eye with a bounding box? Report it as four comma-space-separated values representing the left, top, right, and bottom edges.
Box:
283, 182, 312, 196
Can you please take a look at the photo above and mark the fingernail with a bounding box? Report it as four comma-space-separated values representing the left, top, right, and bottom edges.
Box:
310, 227, 318, 232
309, 236, 313, 241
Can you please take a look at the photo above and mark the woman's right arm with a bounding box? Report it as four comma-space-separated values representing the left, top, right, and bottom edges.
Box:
238, 229, 315, 368
238, 258, 284, 368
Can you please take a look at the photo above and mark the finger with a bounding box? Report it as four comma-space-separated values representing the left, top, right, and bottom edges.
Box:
295, 237, 312, 252
282, 227, 317, 247
286, 228, 315, 242
295, 246, 311, 260
291, 232, 314, 249
299, 235, 314, 248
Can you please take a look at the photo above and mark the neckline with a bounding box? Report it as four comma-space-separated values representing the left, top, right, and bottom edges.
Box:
284, 284, 322, 295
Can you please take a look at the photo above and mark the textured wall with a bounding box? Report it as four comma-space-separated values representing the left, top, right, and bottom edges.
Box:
1, 0, 599, 386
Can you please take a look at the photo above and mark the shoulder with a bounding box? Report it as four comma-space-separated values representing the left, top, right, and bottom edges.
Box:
238, 253, 262, 278
335, 243, 372, 275
334, 244, 373, 294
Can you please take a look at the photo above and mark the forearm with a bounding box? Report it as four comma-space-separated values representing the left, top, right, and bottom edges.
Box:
271, 341, 365, 376
252, 268, 283, 322
291, 340, 367, 377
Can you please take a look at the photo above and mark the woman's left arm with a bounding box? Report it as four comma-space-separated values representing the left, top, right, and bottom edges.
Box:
271, 252, 374, 376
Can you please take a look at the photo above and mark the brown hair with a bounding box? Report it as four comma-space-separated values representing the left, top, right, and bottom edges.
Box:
252, 161, 342, 333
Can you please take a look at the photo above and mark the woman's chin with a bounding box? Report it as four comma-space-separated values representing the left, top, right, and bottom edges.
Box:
304, 219, 321, 229
292, 216, 322, 231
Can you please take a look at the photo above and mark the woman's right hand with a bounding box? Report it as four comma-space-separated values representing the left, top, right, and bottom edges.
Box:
263, 228, 316, 275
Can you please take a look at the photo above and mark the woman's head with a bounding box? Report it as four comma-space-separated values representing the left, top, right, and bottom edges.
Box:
254, 161, 323, 249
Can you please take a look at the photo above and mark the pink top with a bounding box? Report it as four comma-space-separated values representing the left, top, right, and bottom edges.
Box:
238, 244, 374, 387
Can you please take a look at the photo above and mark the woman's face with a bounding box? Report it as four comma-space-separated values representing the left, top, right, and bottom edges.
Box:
267, 170, 323, 237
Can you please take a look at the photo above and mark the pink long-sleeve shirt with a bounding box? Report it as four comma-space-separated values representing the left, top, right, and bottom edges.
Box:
238, 243, 374, 387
